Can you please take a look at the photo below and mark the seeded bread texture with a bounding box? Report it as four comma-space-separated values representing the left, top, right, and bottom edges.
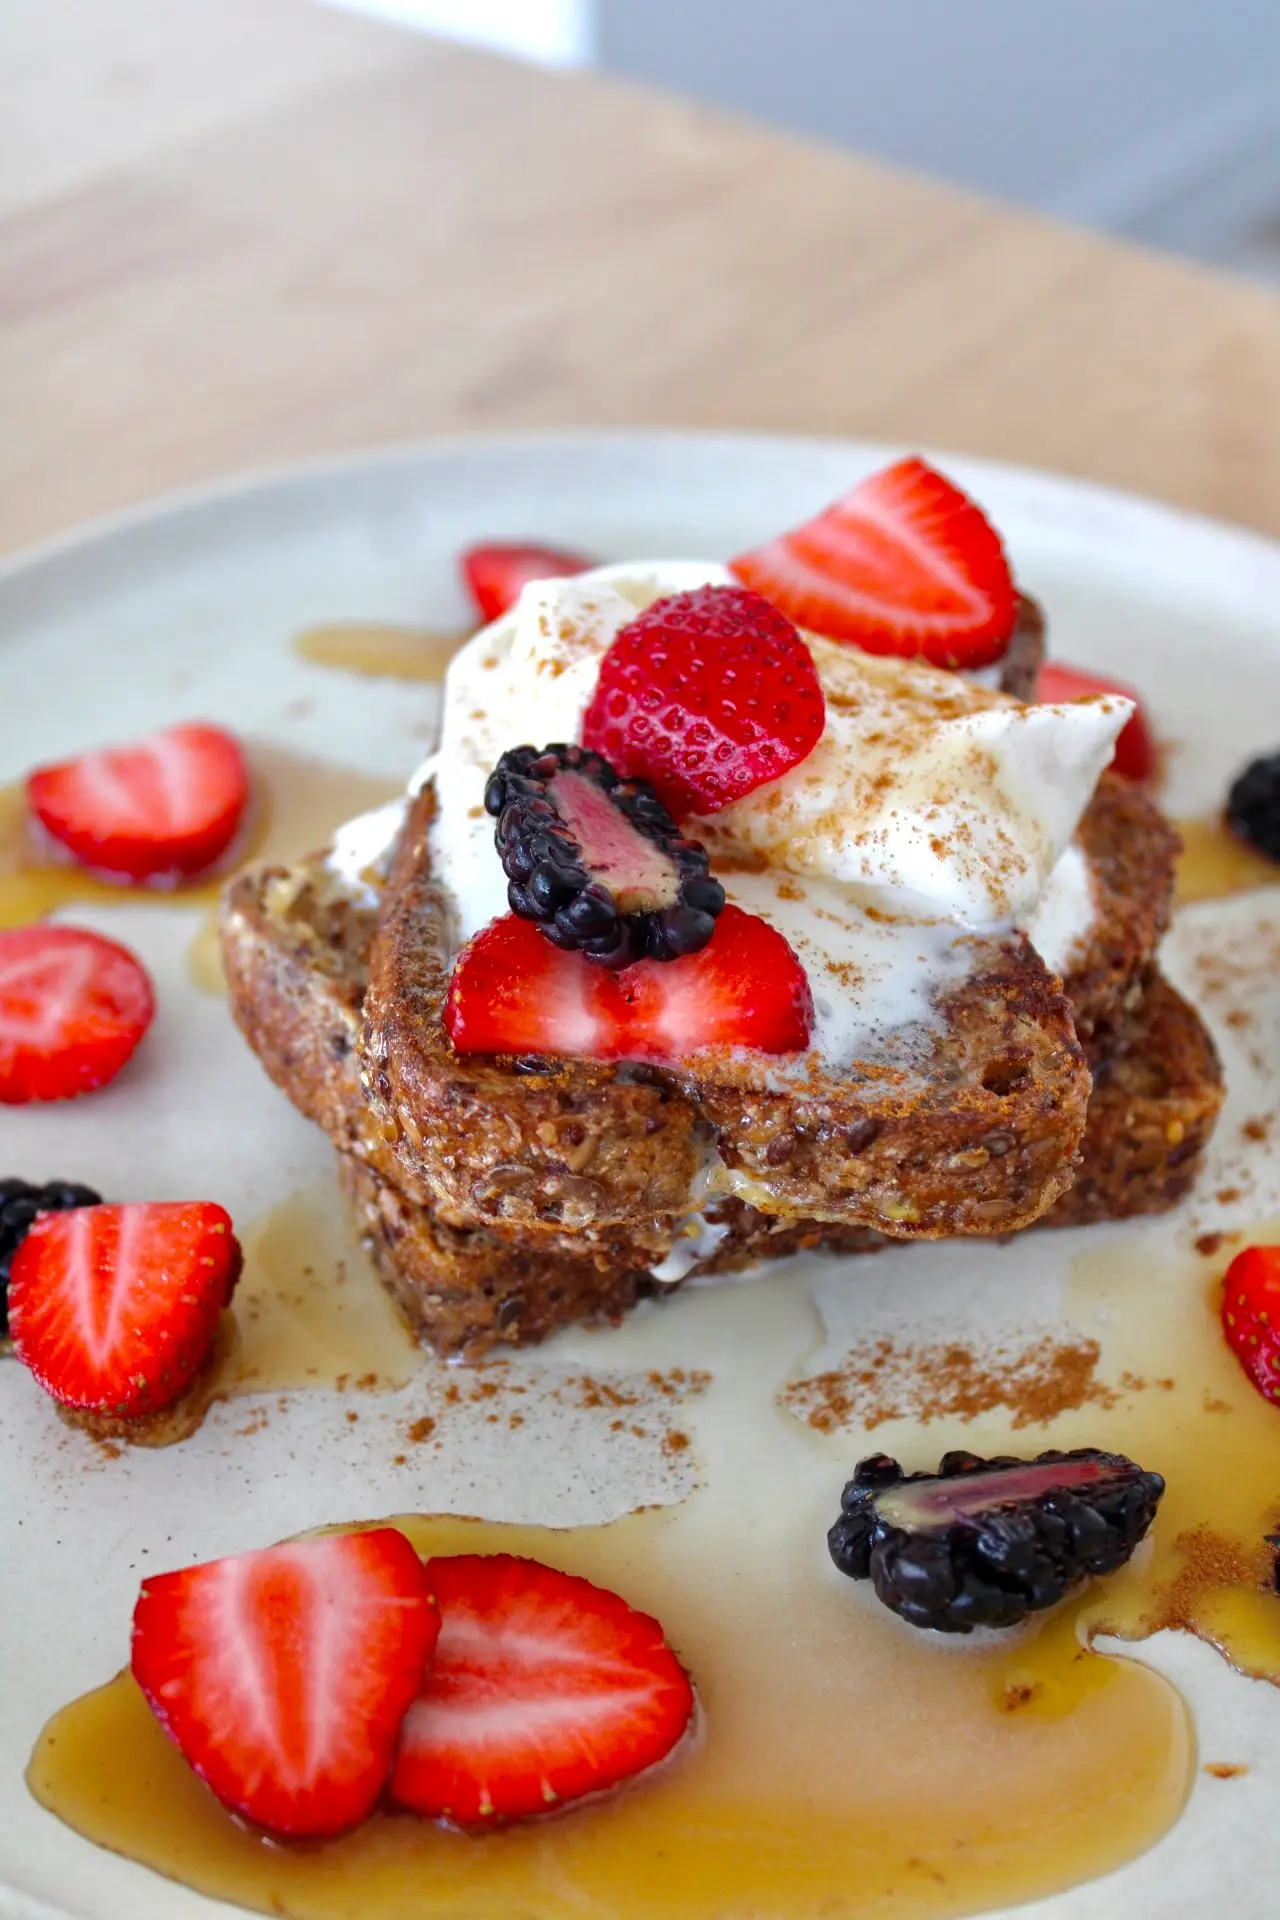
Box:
357, 785, 1089, 1240
217, 653, 1216, 1357
336, 970, 1221, 1356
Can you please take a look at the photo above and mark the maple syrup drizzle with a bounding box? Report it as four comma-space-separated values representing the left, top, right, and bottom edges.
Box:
1173, 813, 1280, 904
293, 623, 468, 682
226, 1185, 420, 1394
176, 747, 402, 995
28, 1506, 1189, 1920
0, 745, 402, 950
28, 1254, 1224, 1920
1063, 1233, 1280, 1677
0, 781, 239, 931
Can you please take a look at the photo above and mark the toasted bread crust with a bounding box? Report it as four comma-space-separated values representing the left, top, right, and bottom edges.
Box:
1001, 593, 1046, 702
665, 942, 1087, 1234
218, 714, 1216, 1355
359, 788, 705, 1230
220, 864, 401, 1177
1063, 773, 1178, 1042
338, 969, 1223, 1355
356, 788, 1089, 1239
338, 1154, 658, 1355
1049, 972, 1223, 1224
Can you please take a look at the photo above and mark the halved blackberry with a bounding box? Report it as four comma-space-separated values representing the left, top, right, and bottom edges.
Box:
0, 1178, 102, 1338
828, 1447, 1164, 1634
1227, 750, 1280, 863
484, 743, 726, 968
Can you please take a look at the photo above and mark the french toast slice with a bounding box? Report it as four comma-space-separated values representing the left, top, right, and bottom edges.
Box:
337, 971, 1223, 1356
219, 777, 1217, 1357
222, 768, 1175, 1249
358, 786, 1089, 1240
1051, 971, 1224, 1225
1065, 776, 1178, 1043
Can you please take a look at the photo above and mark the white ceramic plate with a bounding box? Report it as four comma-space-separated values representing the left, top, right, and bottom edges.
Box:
3, 431, 1280, 1920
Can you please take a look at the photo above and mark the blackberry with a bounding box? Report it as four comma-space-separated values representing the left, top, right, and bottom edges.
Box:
827, 1447, 1164, 1634
1226, 751, 1280, 864
484, 743, 726, 968
0, 1178, 102, 1338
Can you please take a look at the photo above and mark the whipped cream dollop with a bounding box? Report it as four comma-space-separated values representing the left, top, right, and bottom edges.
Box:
418, 564, 733, 950
418, 561, 1125, 954
697, 638, 1124, 923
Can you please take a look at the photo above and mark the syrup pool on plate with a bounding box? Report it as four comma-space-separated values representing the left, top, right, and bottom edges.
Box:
225, 1184, 421, 1394
1173, 813, 1280, 904
0, 743, 401, 939
181, 747, 403, 993
19, 679, 1280, 1914
29, 1271, 1216, 1920
293, 622, 469, 682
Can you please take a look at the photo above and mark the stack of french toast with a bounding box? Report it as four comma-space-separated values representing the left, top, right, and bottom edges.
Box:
221, 469, 1223, 1358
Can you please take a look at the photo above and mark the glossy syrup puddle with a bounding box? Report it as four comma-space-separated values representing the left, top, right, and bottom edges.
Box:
293, 622, 468, 682
1064, 1232, 1280, 1677
181, 749, 402, 996
0, 745, 401, 990
225, 1184, 420, 1394
0, 1186, 421, 1419
1173, 813, 1280, 904
28, 1265, 1214, 1920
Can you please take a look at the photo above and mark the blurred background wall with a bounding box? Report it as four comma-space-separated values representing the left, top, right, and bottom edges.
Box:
327, 0, 1280, 284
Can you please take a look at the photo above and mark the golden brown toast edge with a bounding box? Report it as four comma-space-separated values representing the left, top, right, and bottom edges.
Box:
339, 970, 1223, 1356
357, 787, 1090, 1239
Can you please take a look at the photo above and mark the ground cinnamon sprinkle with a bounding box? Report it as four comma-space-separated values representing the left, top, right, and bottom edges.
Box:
406, 1415, 436, 1443
1000, 1682, 1041, 1713
782, 1334, 1122, 1433
1143, 1526, 1265, 1633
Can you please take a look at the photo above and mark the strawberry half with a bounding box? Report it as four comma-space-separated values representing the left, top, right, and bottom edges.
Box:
28, 721, 249, 884
582, 584, 825, 817
1221, 1245, 1280, 1405
1037, 663, 1154, 782
460, 542, 596, 624
445, 904, 813, 1061
731, 455, 1018, 670
9, 1201, 241, 1415
0, 925, 154, 1103
390, 1553, 694, 1828
132, 1529, 439, 1838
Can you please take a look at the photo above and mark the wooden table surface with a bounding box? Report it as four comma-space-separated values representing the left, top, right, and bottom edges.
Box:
5, 0, 1280, 558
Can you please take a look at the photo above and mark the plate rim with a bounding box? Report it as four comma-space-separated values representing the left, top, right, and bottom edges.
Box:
4, 422, 1280, 1920
4, 425, 1280, 595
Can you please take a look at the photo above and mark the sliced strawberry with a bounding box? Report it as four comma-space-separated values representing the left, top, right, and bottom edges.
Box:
445, 905, 812, 1061
28, 722, 249, 884
460, 542, 596, 624
132, 1529, 439, 1838
1221, 1245, 1280, 1405
1036, 663, 1154, 782
446, 912, 605, 1058
612, 901, 813, 1054
0, 925, 154, 1103
9, 1201, 241, 1415
731, 455, 1018, 670
390, 1552, 694, 1828
582, 584, 824, 817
